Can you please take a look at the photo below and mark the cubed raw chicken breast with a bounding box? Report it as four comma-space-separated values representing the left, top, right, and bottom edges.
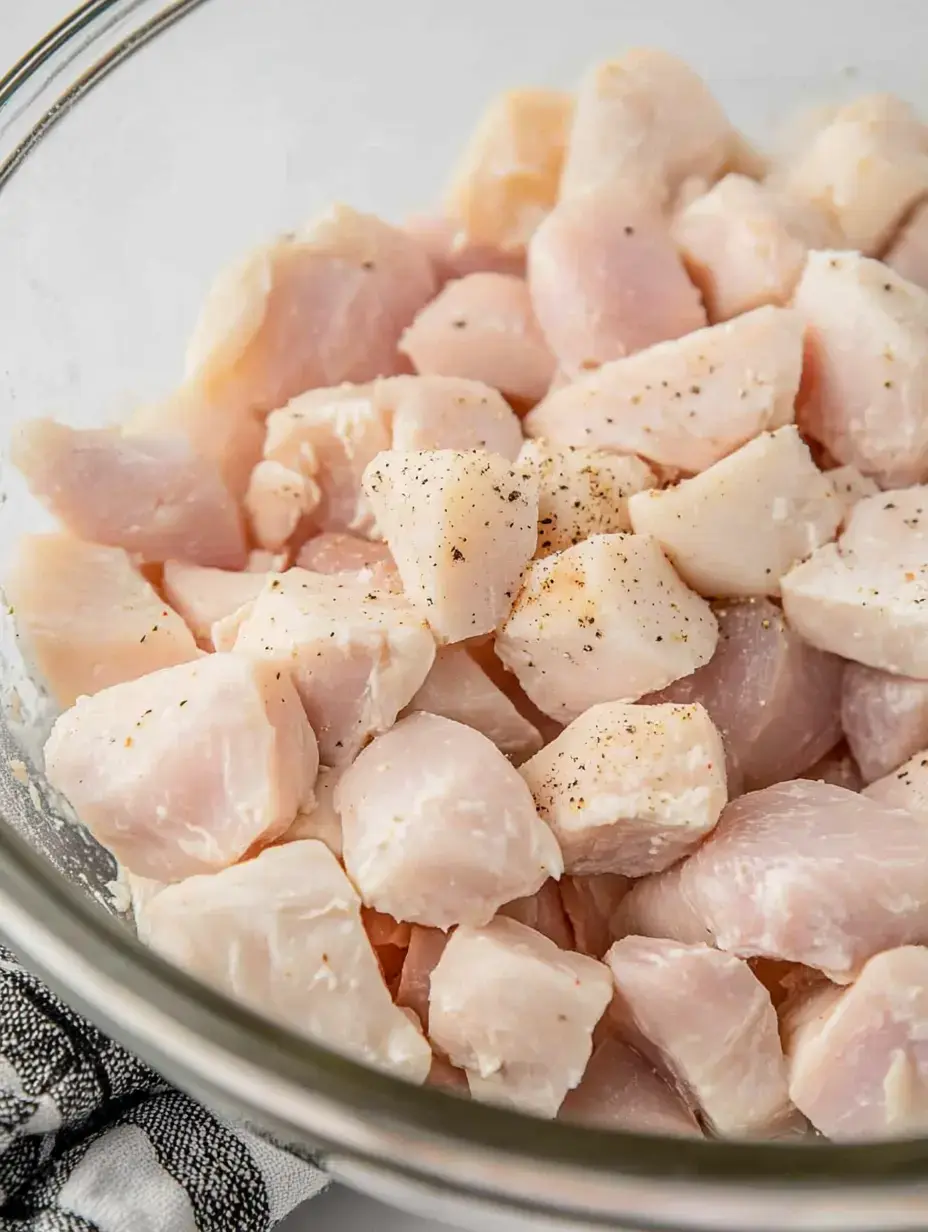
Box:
44, 654, 318, 882
524, 306, 803, 475
499, 879, 574, 950
404, 215, 525, 283
827, 466, 880, 522
795, 251, 928, 487
244, 460, 320, 552
429, 916, 612, 1117
7, 535, 198, 707
444, 89, 573, 254
784, 946, 928, 1139
885, 200, 928, 289
559, 50, 733, 213
296, 531, 395, 579
617, 780, 928, 982
605, 936, 796, 1137
335, 712, 563, 929
612, 860, 713, 949
559, 874, 630, 958
11, 420, 247, 569
144, 840, 432, 1083
518, 440, 656, 557
396, 925, 450, 1031
400, 645, 543, 761
386, 375, 523, 458
363, 449, 538, 643
230, 568, 435, 765
781, 485, 928, 677
628, 427, 841, 598
560, 1035, 701, 1136
185, 205, 437, 416
161, 560, 266, 649
801, 744, 864, 793
521, 702, 727, 877
496, 533, 718, 722
528, 193, 706, 374
842, 662, 928, 783
277, 765, 342, 857
863, 750, 928, 814
673, 174, 838, 321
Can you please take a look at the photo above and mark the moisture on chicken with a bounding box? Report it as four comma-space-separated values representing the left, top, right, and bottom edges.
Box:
559, 874, 629, 959
161, 560, 266, 650
841, 662, 928, 783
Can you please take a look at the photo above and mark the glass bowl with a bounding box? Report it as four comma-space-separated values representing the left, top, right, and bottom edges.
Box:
3, 4, 928, 1229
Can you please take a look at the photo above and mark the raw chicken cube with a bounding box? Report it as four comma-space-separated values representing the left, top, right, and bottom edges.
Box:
827, 466, 880, 522
230, 568, 435, 765
399, 273, 555, 404
144, 840, 432, 1082
404, 214, 525, 283
396, 925, 450, 1031
842, 662, 928, 783
444, 89, 573, 254
362, 450, 538, 643
295, 531, 396, 580
521, 702, 727, 877
885, 200, 928, 290
400, 645, 543, 761
863, 750, 928, 814
605, 936, 796, 1137
429, 916, 612, 1117
11, 420, 247, 569
524, 306, 803, 475
628, 427, 841, 598
162, 560, 267, 649
559, 874, 630, 959
44, 654, 318, 882
277, 765, 343, 857
7, 534, 198, 707
496, 533, 718, 722
518, 440, 656, 557
795, 251, 928, 487
527, 194, 706, 374
244, 460, 320, 552
386, 375, 523, 458
499, 879, 574, 950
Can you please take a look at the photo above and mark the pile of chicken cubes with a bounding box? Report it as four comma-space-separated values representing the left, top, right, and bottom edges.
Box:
12, 47, 928, 1142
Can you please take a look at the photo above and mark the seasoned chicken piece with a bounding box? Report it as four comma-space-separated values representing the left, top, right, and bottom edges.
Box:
185, 205, 437, 416
429, 916, 612, 1117
496, 533, 718, 722
244, 460, 320, 552
145, 841, 431, 1082
524, 306, 803, 475
528, 194, 706, 374
628, 427, 841, 598
400, 645, 542, 761
7, 535, 198, 707
11, 420, 247, 569
399, 274, 555, 404
885, 200, 928, 290
336, 713, 562, 929
784, 946, 928, 1139
559, 50, 733, 213
363, 450, 537, 643
44, 655, 318, 882
387, 375, 523, 458
231, 568, 435, 765
617, 781, 928, 982
827, 466, 880, 522
518, 440, 656, 557
864, 750, 928, 814
781, 486, 928, 677
278, 765, 342, 857
395, 925, 450, 1031
444, 89, 573, 254
559, 874, 629, 958
802, 744, 864, 794
499, 879, 574, 950
161, 560, 266, 650
521, 702, 727, 877
842, 663, 928, 783
795, 251, 928, 487
605, 936, 796, 1138
404, 215, 525, 283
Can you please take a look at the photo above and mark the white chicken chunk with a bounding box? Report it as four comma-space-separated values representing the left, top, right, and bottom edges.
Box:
44, 654, 318, 882
521, 702, 727, 877
363, 450, 538, 643
144, 841, 432, 1083
524, 306, 803, 475
842, 662, 928, 783
161, 560, 266, 650
428, 916, 612, 1117
336, 713, 562, 928
496, 533, 718, 722
244, 460, 320, 552
885, 200, 928, 290
386, 375, 523, 458
864, 750, 928, 815
231, 568, 435, 765
628, 427, 841, 598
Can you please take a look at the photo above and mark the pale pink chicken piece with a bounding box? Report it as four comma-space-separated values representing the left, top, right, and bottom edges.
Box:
784, 946, 928, 1139
795, 251, 928, 487
11, 420, 247, 569
444, 89, 573, 254
499, 879, 574, 950
399, 273, 556, 404
521, 702, 727, 877
144, 840, 432, 1082
465, 636, 564, 744
842, 662, 928, 783
244, 460, 320, 552
528, 193, 706, 375
885, 200, 928, 290
363, 450, 537, 644
404, 215, 525, 283
161, 560, 266, 649
386, 376, 523, 458
559, 875, 630, 959
277, 765, 342, 857
295, 531, 400, 593
245, 549, 290, 572
44, 654, 318, 882
826, 466, 880, 522
336, 713, 562, 929
496, 533, 718, 722
524, 306, 803, 475
185, 204, 437, 416
400, 645, 542, 762
231, 568, 435, 766
7, 535, 198, 707
628, 427, 841, 599
802, 744, 864, 794
396, 926, 450, 1032
616, 781, 928, 982
605, 937, 796, 1138
864, 750, 928, 815
429, 917, 612, 1117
